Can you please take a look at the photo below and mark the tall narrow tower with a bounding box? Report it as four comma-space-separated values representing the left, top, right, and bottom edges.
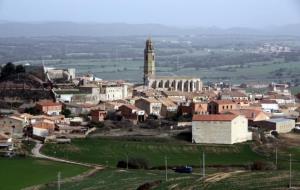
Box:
144, 38, 155, 85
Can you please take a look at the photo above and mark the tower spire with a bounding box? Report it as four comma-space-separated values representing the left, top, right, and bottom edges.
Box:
144, 38, 156, 85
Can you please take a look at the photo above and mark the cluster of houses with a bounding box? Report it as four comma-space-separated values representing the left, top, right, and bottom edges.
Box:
0, 70, 299, 149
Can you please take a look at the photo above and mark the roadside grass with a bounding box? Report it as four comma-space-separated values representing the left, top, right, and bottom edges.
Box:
203, 170, 300, 190
39, 168, 300, 190
41, 137, 264, 168
41, 168, 207, 190
0, 157, 88, 190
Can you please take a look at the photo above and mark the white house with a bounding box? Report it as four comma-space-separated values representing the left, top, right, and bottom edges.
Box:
99, 83, 129, 101
192, 114, 252, 144
135, 98, 162, 116
260, 100, 279, 113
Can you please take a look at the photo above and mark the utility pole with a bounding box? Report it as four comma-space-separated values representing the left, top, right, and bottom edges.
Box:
202, 152, 205, 177
289, 154, 292, 189
165, 156, 168, 182
275, 147, 278, 168
126, 152, 129, 170
57, 171, 61, 190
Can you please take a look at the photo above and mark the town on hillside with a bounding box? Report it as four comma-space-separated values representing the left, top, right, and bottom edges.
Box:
1, 38, 300, 189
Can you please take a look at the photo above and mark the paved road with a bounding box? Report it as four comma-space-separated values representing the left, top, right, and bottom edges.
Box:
31, 141, 103, 169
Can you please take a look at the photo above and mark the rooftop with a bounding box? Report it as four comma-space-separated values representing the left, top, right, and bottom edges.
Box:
268, 118, 294, 123
260, 99, 278, 104
210, 100, 235, 105
225, 109, 264, 120
193, 114, 238, 121
36, 101, 61, 107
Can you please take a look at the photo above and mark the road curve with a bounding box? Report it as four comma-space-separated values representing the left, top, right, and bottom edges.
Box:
31, 141, 104, 169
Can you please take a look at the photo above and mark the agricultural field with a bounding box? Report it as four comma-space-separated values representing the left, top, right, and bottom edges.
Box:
36, 134, 300, 190
41, 137, 264, 168
41, 168, 205, 190
0, 157, 88, 190
39, 135, 300, 189
16, 58, 300, 85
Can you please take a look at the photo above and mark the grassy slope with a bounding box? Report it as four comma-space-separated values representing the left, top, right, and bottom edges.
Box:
40, 137, 300, 189
0, 157, 87, 190
42, 137, 264, 167
40, 169, 300, 190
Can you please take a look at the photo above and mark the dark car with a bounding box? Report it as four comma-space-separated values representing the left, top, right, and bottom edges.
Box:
174, 166, 193, 173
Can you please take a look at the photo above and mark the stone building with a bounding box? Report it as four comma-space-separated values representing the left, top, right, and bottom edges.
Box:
135, 98, 162, 116
143, 38, 202, 92
0, 115, 28, 137
192, 114, 252, 144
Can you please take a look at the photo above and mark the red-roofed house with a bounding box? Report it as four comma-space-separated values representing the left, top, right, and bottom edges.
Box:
225, 109, 270, 124
192, 114, 252, 144
192, 102, 208, 115
220, 90, 249, 101
91, 110, 107, 122
118, 104, 145, 123
36, 101, 62, 115
32, 119, 55, 137
208, 100, 237, 114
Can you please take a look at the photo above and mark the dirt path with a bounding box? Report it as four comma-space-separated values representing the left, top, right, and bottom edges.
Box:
23, 141, 105, 190
204, 170, 245, 183
31, 141, 103, 168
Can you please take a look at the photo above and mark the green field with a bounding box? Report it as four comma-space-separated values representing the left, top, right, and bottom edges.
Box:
0, 157, 87, 190
41, 137, 264, 168
39, 168, 300, 190
39, 137, 300, 189
16, 58, 300, 84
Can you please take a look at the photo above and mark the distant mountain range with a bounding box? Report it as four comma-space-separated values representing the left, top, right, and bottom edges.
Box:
0, 21, 299, 37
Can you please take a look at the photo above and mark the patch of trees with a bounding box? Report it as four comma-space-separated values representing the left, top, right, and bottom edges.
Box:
0, 62, 25, 80
61, 108, 71, 118
24, 107, 42, 115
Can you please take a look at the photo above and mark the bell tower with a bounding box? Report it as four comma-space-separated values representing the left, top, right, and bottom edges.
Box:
144, 38, 155, 85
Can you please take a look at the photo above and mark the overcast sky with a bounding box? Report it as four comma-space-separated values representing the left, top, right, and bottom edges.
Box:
0, 0, 299, 28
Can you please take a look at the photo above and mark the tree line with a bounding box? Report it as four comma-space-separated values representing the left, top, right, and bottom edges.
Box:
0, 62, 25, 79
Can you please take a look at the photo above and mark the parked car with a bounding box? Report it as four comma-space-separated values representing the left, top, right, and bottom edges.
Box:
174, 166, 193, 173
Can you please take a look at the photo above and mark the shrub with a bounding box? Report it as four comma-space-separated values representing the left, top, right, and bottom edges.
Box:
251, 160, 276, 171
271, 131, 279, 138
137, 180, 162, 190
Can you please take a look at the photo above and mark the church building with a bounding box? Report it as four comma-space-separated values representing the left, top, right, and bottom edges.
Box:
143, 38, 202, 92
